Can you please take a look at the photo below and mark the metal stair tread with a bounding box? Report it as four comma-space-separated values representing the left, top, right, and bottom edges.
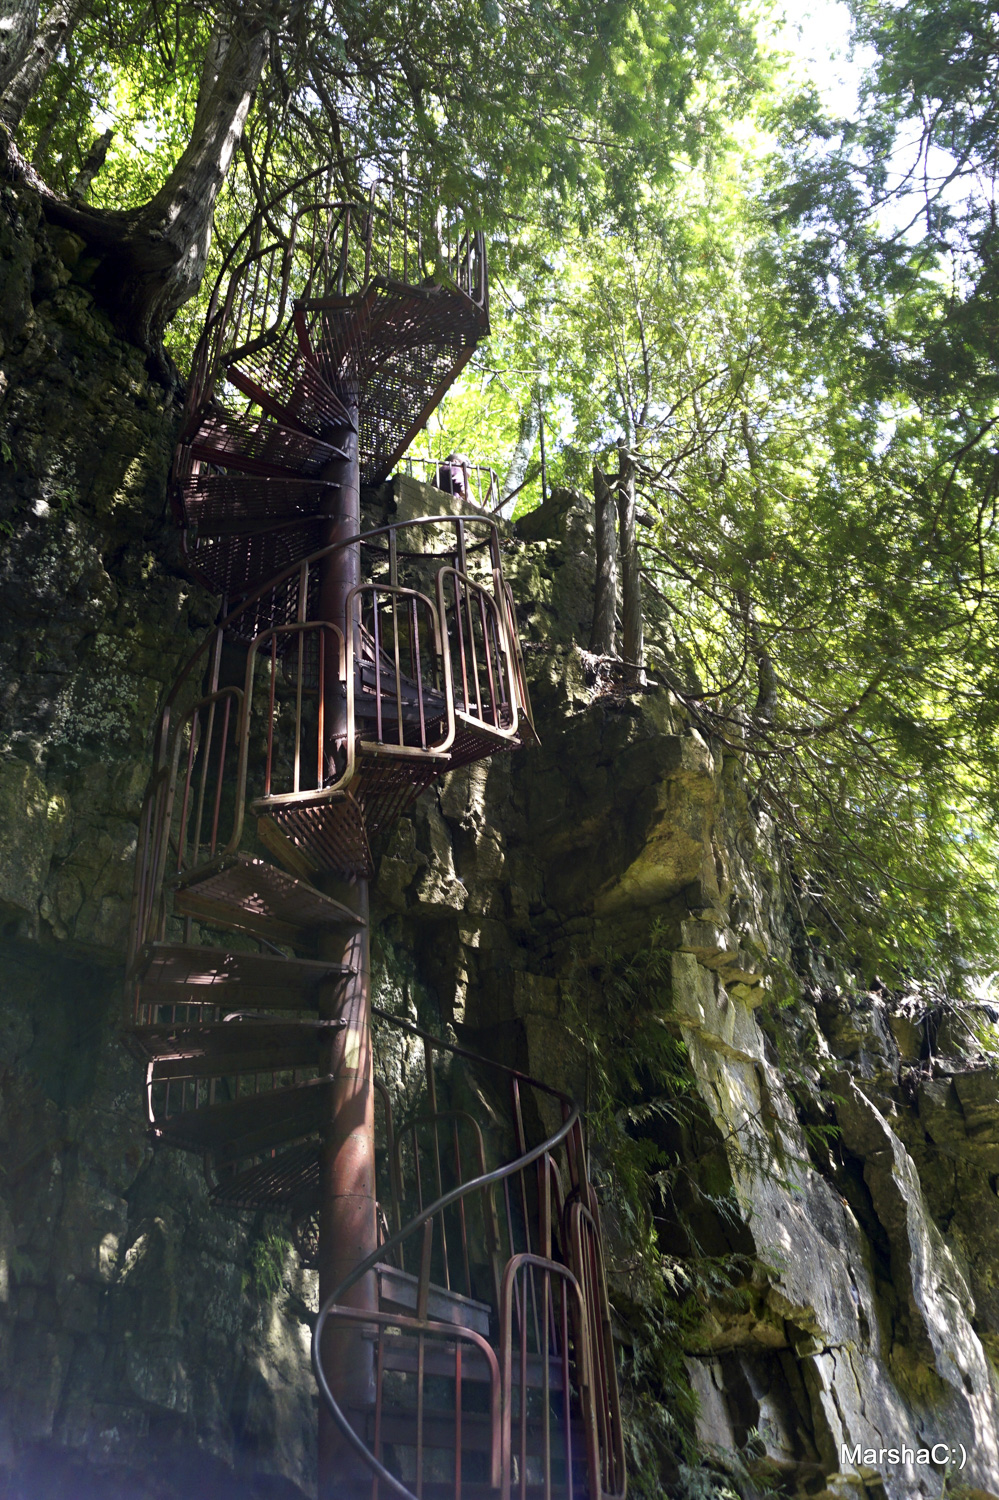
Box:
297, 284, 486, 485
172, 852, 364, 944
258, 800, 373, 881
153, 1073, 331, 1153
183, 407, 347, 480
363, 1331, 565, 1391
226, 360, 353, 447
123, 1017, 345, 1071
231, 334, 358, 431
361, 1403, 587, 1458
178, 472, 337, 529
133, 941, 351, 990
376, 1262, 492, 1337
211, 1136, 320, 1210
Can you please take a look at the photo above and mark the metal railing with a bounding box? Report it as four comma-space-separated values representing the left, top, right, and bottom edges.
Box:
184, 176, 488, 423
126, 517, 534, 970
129, 1001, 625, 1499
399, 456, 502, 513
312, 1008, 627, 1500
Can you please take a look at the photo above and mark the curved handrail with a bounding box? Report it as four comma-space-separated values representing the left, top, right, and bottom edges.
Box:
184, 173, 488, 422
151, 515, 509, 768
307, 1005, 621, 1500
313, 1083, 582, 1500
312, 1005, 604, 1498
186, 166, 357, 415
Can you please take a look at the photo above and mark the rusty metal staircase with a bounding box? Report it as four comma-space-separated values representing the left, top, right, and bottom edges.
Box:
124, 175, 625, 1500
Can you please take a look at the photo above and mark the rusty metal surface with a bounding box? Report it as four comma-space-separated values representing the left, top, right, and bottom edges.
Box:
310, 1008, 627, 1500
124, 179, 618, 1500
173, 852, 360, 944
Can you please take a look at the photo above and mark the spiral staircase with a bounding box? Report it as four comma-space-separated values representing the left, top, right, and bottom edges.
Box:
123, 177, 625, 1500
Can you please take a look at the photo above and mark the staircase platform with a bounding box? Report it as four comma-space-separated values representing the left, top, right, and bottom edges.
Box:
173, 853, 364, 946
258, 799, 373, 880
448, 713, 519, 770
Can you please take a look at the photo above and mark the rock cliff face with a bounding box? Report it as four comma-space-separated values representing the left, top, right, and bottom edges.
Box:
2, 185, 999, 1499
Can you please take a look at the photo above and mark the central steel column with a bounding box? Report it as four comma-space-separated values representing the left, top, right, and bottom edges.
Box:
315, 391, 379, 1500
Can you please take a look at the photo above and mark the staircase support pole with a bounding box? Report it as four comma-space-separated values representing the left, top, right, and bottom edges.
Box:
319, 389, 360, 764
315, 393, 378, 1499
317, 880, 377, 1500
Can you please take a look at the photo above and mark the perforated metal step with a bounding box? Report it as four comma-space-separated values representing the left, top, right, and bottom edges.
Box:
130, 942, 351, 1024
173, 852, 363, 945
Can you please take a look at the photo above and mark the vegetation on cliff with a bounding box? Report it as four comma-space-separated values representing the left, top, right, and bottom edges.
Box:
5, 7, 999, 1487
4, 0, 999, 998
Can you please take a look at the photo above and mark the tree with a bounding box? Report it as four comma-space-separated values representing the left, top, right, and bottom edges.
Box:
420, 73, 999, 992
4, 0, 765, 350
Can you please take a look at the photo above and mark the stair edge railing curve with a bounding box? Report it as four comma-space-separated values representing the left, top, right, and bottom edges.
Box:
129, 516, 533, 964
183, 170, 488, 431
152, 514, 512, 759
313, 1086, 582, 1500
313, 1005, 626, 1500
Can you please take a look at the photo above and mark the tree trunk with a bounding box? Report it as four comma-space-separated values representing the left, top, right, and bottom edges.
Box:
0, 0, 81, 130
0, 0, 40, 101
110, 21, 267, 344
736, 587, 776, 719
737, 411, 775, 717
35, 18, 267, 349
589, 462, 618, 654
70, 126, 112, 202
616, 442, 643, 677
498, 380, 540, 517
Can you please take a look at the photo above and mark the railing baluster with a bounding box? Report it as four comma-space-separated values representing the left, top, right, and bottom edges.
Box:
561, 1286, 573, 1500
317, 627, 325, 790
192, 702, 214, 865
519, 1264, 528, 1500
464, 575, 483, 717
479, 591, 500, 725
209, 695, 231, 855
402, 191, 409, 286
372, 1323, 385, 1500
454, 1341, 462, 1500
430, 1110, 449, 1292
372, 590, 384, 744
412, 600, 427, 750
542, 1266, 551, 1500
294, 626, 304, 793
391, 585, 404, 748
266, 633, 277, 796
451, 573, 471, 718
454, 1118, 472, 1297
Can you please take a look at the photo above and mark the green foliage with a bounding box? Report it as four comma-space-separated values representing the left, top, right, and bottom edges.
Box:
565, 922, 758, 1492
13, 0, 999, 1032
425, 74, 999, 996
243, 1228, 291, 1300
